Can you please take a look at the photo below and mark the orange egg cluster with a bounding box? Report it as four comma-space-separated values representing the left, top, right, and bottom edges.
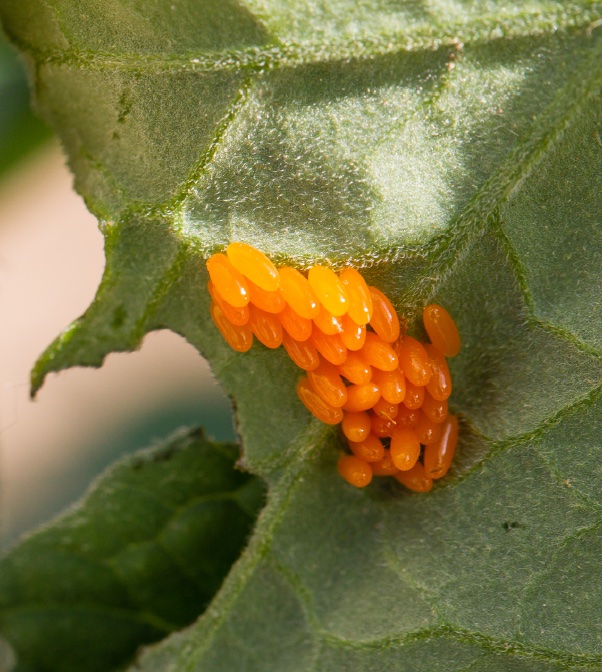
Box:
206, 243, 461, 493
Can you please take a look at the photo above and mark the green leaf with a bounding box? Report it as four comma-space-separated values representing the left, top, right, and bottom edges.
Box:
0, 429, 265, 672
0, 33, 53, 175
1, 1, 601, 670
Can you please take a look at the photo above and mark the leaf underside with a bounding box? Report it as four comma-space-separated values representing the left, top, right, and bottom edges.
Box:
0, 0, 601, 670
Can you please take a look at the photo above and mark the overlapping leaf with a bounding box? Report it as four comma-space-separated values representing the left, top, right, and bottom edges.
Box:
0, 429, 265, 672
0, 0, 601, 670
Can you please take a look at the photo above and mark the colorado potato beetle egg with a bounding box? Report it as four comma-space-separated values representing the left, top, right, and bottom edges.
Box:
207, 243, 461, 493
207, 253, 250, 308
308, 265, 349, 317
423, 304, 461, 357
337, 454, 373, 488
226, 242, 280, 292
339, 268, 373, 325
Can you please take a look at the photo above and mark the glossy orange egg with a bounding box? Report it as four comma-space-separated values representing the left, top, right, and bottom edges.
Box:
279, 304, 312, 341
394, 462, 433, 492
422, 391, 448, 424
247, 278, 285, 314
423, 304, 461, 357
308, 265, 348, 316
368, 286, 400, 343
248, 305, 283, 349
340, 314, 366, 351
371, 449, 400, 476
425, 344, 452, 401
396, 336, 432, 387
371, 413, 396, 438
338, 351, 372, 385
282, 332, 320, 371
310, 327, 348, 366
424, 414, 459, 479
342, 411, 372, 443
372, 397, 399, 420
415, 411, 442, 445
396, 405, 420, 428
348, 433, 385, 463
403, 381, 425, 410
207, 280, 249, 326
296, 377, 344, 425
206, 253, 250, 308
390, 428, 421, 471
308, 359, 348, 408
279, 266, 319, 319
313, 304, 344, 335
337, 454, 373, 488
226, 242, 280, 291
372, 368, 406, 404
339, 268, 373, 325
210, 302, 253, 353
342, 382, 381, 412
359, 332, 398, 372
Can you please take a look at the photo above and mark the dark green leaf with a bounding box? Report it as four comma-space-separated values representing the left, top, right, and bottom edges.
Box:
0, 429, 265, 672
0, 1, 601, 670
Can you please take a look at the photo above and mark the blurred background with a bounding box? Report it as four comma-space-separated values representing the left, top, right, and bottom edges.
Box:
0, 34, 235, 549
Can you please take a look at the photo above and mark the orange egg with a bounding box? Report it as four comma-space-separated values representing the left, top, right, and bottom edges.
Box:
208, 243, 461, 488
296, 377, 343, 425
415, 411, 442, 445
206, 253, 250, 308
210, 302, 253, 353
313, 304, 344, 335
248, 305, 283, 349
339, 268, 373, 325
368, 286, 400, 343
342, 382, 381, 412
348, 433, 385, 463
394, 462, 433, 492
338, 351, 372, 385
372, 368, 406, 404
308, 265, 348, 316
372, 397, 399, 419
207, 280, 249, 326
340, 314, 366, 351
308, 359, 348, 408
246, 278, 285, 314
342, 411, 372, 443
423, 304, 461, 357
396, 405, 420, 428
337, 454, 373, 488
279, 304, 312, 341
422, 392, 448, 424
359, 332, 398, 371
396, 336, 432, 386
279, 266, 319, 319
424, 344, 452, 401
371, 413, 396, 438
424, 414, 459, 479
403, 381, 425, 410
390, 428, 421, 471
310, 327, 348, 366
226, 242, 280, 291
282, 332, 320, 371
371, 449, 399, 476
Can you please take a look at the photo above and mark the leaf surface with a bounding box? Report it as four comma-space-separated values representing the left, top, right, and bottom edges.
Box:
0, 0, 601, 670
0, 430, 264, 672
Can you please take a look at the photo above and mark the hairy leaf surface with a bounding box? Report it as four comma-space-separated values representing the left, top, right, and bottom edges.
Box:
0, 0, 601, 670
